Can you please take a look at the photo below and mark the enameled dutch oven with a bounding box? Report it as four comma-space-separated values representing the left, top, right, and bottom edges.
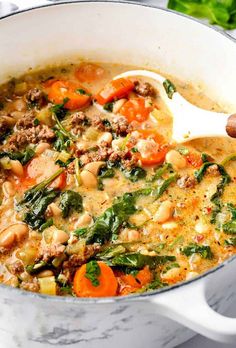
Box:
0, 2, 236, 347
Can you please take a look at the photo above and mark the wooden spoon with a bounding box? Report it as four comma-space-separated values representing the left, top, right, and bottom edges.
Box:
113, 70, 236, 143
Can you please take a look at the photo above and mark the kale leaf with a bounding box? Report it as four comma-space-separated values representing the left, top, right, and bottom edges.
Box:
0, 147, 35, 165
181, 243, 213, 259
59, 190, 83, 218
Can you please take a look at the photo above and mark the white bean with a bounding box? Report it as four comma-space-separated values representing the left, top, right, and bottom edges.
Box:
47, 203, 62, 217
35, 143, 50, 155
2, 181, 15, 198
119, 229, 140, 242
84, 161, 105, 176
80, 170, 97, 188
10, 160, 24, 177
37, 270, 54, 278
195, 221, 209, 234
165, 150, 187, 169
153, 200, 174, 223
0, 223, 29, 248
52, 229, 69, 244
75, 213, 93, 228
98, 132, 112, 145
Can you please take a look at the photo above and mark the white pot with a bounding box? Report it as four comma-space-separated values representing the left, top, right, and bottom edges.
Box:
0, 2, 236, 348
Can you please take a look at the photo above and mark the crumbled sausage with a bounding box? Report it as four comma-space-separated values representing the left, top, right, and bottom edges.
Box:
79, 146, 113, 166
111, 116, 132, 136
7, 124, 55, 150
177, 175, 197, 189
38, 244, 65, 263
20, 277, 39, 293
91, 115, 112, 132
71, 111, 90, 135
67, 161, 75, 174
0, 117, 12, 142
25, 88, 46, 108
133, 80, 156, 97
8, 260, 24, 275
206, 164, 219, 176
15, 111, 35, 129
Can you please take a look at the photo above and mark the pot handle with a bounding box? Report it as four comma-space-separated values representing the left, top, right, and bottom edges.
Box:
151, 279, 236, 343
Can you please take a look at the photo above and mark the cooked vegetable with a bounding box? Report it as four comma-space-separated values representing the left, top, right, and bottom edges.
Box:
0, 147, 35, 165
39, 276, 57, 296
53, 130, 71, 152
59, 190, 83, 218
181, 243, 213, 259
122, 166, 146, 182
95, 78, 134, 105
48, 80, 91, 110
225, 237, 236, 246
120, 97, 153, 123
163, 79, 176, 99
73, 261, 118, 297
167, 0, 236, 30
85, 260, 101, 286
153, 173, 178, 199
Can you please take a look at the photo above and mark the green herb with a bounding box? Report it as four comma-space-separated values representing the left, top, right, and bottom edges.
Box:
225, 237, 236, 246
83, 188, 152, 244
85, 260, 101, 287
51, 98, 69, 120
76, 88, 91, 96
177, 147, 189, 156
97, 165, 115, 190
201, 153, 211, 163
96, 245, 126, 260
145, 278, 167, 290
167, 235, 184, 250
55, 158, 74, 168
163, 79, 176, 99
110, 252, 176, 269
59, 190, 83, 218
221, 153, 236, 166
153, 173, 178, 199
53, 130, 71, 152
122, 166, 146, 182
33, 118, 40, 126
167, 0, 236, 30
59, 284, 73, 295
0, 147, 35, 165
131, 147, 139, 153
23, 188, 59, 230
149, 163, 173, 182
222, 203, 236, 234
26, 261, 48, 275
73, 227, 88, 237
18, 169, 63, 230
163, 262, 180, 273
103, 102, 114, 112
181, 243, 213, 259
39, 218, 53, 232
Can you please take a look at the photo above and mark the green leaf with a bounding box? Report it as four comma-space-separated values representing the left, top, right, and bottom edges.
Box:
181, 243, 213, 259
53, 130, 71, 152
85, 260, 101, 287
167, 0, 236, 30
163, 79, 176, 99
110, 252, 176, 269
225, 237, 236, 246
51, 98, 69, 120
103, 102, 114, 112
39, 218, 53, 232
122, 166, 146, 182
153, 173, 178, 199
96, 245, 126, 259
59, 190, 83, 218
0, 147, 35, 165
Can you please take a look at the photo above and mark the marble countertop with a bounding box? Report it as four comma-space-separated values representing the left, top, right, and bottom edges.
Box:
0, 1, 236, 347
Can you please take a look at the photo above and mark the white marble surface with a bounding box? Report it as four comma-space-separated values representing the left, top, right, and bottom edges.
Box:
0, 1, 236, 347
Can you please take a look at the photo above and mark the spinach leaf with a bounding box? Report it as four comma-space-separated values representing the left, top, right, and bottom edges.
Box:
39, 218, 53, 232
123, 166, 146, 182
0, 147, 35, 165
83, 188, 151, 245
103, 102, 114, 112
167, 0, 236, 30
225, 237, 236, 246
145, 278, 167, 290
59, 190, 83, 218
97, 166, 115, 190
51, 98, 69, 120
153, 173, 178, 198
96, 245, 126, 260
163, 79, 176, 99
24, 188, 59, 230
85, 260, 101, 287
110, 252, 176, 269
53, 130, 71, 152
181, 243, 213, 259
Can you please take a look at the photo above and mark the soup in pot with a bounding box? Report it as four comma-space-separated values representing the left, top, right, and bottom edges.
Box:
0, 61, 235, 297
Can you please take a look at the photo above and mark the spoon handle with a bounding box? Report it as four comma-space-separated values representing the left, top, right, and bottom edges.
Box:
226, 114, 236, 138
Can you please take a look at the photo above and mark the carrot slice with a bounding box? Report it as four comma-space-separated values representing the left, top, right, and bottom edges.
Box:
118, 266, 152, 296
186, 152, 203, 168
120, 97, 153, 123
73, 261, 118, 297
75, 63, 105, 82
47, 80, 91, 110
130, 129, 168, 166
95, 78, 134, 105
27, 156, 66, 190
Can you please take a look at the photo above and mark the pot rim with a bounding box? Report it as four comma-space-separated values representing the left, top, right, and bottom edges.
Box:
0, 0, 236, 304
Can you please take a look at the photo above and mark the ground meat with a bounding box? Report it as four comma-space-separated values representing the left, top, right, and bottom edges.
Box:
38, 243, 65, 263
111, 116, 132, 136
67, 161, 75, 174
8, 124, 55, 150
177, 175, 197, 189
206, 164, 219, 176
15, 111, 35, 129
7, 260, 24, 275
25, 88, 46, 108
91, 115, 112, 132
133, 80, 156, 97
79, 146, 113, 166
0, 117, 12, 142
20, 277, 39, 293
71, 111, 90, 135
108, 149, 138, 169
